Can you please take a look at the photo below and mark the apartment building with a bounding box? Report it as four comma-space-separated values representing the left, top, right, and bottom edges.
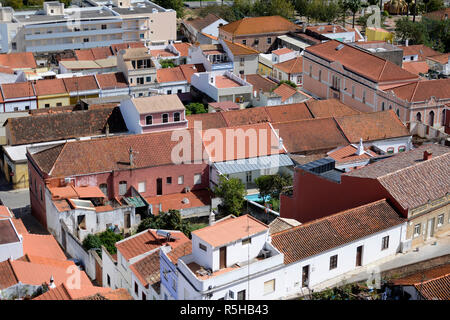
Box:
0, 0, 176, 53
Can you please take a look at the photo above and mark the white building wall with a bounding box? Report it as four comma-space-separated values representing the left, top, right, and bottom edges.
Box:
119, 98, 143, 134
0, 237, 23, 262
4, 98, 37, 112
201, 19, 228, 39
368, 136, 412, 154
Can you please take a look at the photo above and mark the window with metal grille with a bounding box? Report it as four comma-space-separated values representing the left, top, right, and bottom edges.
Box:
381, 236, 389, 250
329, 255, 338, 270
119, 181, 127, 196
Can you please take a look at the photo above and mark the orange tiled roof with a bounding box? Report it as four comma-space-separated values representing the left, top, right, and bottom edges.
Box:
22, 234, 67, 261
184, 13, 223, 31
110, 41, 145, 55
306, 40, 419, 83
272, 48, 294, 55
398, 44, 441, 61
146, 189, 212, 215
0, 206, 12, 218
391, 264, 450, 286
402, 61, 430, 75
219, 15, 299, 36
173, 42, 192, 57
390, 79, 450, 102
130, 251, 161, 290
201, 122, 283, 162
150, 49, 177, 58
426, 53, 450, 64
215, 75, 242, 88
245, 74, 277, 94
223, 39, 259, 55
209, 101, 240, 112
187, 112, 228, 130
273, 83, 298, 102
334, 110, 410, 143
62, 75, 99, 92
327, 144, 377, 164
415, 274, 450, 300
220, 106, 271, 126
0, 52, 37, 69
305, 99, 361, 118
95, 72, 128, 89
34, 78, 68, 96
273, 56, 303, 75
192, 214, 268, 248
265, 103, 313, 123
116, 229, 190, 261
75, 47, 113, 61
272, 199, 405, 264
1, 82, 35, 99
33, 283, 112, 300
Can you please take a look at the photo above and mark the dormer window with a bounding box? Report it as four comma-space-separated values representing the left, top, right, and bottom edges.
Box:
146, 115, 152, 125
162, 114, 169, 123
174, 112, 180, 122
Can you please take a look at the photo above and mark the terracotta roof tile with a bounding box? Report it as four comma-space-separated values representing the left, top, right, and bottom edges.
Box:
398, 44, 441, 61
209, 101, 240, 112
95, 72, 128, 89
0, 219, 20, 245
273, 83, 298, 102
75, 47, 113, 60
327, 144, 376, 164
145, 189, 212, 215
110, 42, 145, 55
173, 42, 192, 57
215, 75, 242, 88
221, 107, 271, 126
245, 74, 277, 94
187, 112, 228, 130
192, 215, 268, 248
29, 129, 205, 177
6, 107, 126, 145
223, 39, 259, 55
130, 251, 161, 291
219, 16, 299, 36
272, 118, 349, 153
272, 48, 294, 55
157, 66, 187, 83
391, 264, 450, 286
415, 274, 450, 300
116, 229, 190, 261
268, 217, 301, 234
0, 260, 18, 289
22, 234, 67, 261
306, 40, 419, 83
79, 288, 134, 300
402, 61, 430, 75
62, 75, 99, 92
0, 52, 37, 69
305, 99, 361, 118
346, 144, 450, 210
1, 82, 35, 99
33, 78, 68, 96
273, 56, 303, 74
184, 13, 223, 32
334, 110, 410, 143
272, 199, 405, 264
265, 103, 313, 122
167, 241, 192, 265
390, 79, 450, 102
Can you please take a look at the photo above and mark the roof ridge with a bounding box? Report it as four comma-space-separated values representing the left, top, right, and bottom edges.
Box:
48, 143, 68, 176
410, 81, 420, 101
8, 259, 20, 285
377, 149, 450, 180
272, 199, 393, 237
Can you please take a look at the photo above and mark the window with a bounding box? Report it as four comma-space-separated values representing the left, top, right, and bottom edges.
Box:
352, 86, 355, 99
246, 171, 252, 183
174, 112, 180, 122
194, 173, 202, 185
329, 255, 338, 270
166, 177, 172, 184
119, 181, 127, 196
396, 109, 400, 117
199, 243, 207, 251
177, 89, 182, 93
83, 38, 89, 43
137, 77, 144, 85
389, 105, 392, 110
99, 183, 108, 196
25, 106, 29, 110
56, 102, 62, 107
45, 104, 50, 108
437, 214, 444, 227
242, 237, 251, 245
414, 224, 421, 237
254, 39, 259, 45
107, 274, 111, 287
146, 76, 151, 82
178, 175, 184, 184
140, 34, 144, 39
264, 279, 275, 295
242, 40, 246, 45
146, 115, 152, 125
162, 113, 169, 123
386, 147, 394, 154
362, 90, 366, 104
138, 181, 146, 193
134, 282, 139, 294
40, 185, 43, 201
381, 102, 385, 111
318, 70, 322, 82
416, 112, 422, 122
142, 292, 146, 300
267, 37, 272, 44
309, 65, 312, 76
101, 24, 107, 29
398, 146, 406, 152
237, 290, 246, 300
381, 236, 389, 250
167, 90, 172, 95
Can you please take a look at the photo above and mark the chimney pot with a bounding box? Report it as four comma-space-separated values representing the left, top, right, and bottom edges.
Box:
423, 150, 432, 161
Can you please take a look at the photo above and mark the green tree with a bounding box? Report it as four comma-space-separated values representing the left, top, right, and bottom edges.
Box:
159, 59, 176, 68
153, 0, 184, 18
82, 230, 123, 256
253, 0, 295, 19
294, 0, 309, 17
338, 0, 349, 27
277, 79, 297, 88
347, 0, 362, 28
137, 209, 192, 237
214, 175, 246, 216
395, 16, 428, 44
255, 173, 293, 201
185, 102, 207, 115
254, 175, 273, 201
424, 0, 444, 12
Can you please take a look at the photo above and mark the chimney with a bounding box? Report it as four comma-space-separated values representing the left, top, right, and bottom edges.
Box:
49, 275, 56, 289
423, 150, 433, 161
332, 26, 336, 33
302, 23, 307, 33
405, 39, 409, 47
356, 138, 364, 156
129, 147, 134, 166
209, 210, 215, 226
105, 122, 110, 137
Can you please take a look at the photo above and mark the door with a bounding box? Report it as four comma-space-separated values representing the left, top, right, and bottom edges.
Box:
427, 218, 435, 239
302, 265, 309, 288
219, 246, 227, 269
124, 212, 131, 229
156, 178, 162, 196
356, 245, 363, 267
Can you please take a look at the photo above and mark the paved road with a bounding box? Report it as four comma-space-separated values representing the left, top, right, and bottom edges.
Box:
184, 0, 233, 8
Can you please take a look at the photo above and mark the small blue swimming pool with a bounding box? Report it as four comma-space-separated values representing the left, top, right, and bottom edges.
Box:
245, 194, 270, 202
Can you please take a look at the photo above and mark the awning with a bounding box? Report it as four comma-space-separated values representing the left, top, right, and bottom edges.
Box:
213, 154, 293, 175
123, 196, 146, 208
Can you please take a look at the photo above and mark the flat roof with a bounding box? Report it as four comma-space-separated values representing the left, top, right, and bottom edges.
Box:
15, 8, 117, 23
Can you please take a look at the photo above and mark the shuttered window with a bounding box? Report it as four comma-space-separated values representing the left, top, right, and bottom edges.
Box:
264, 279, 275, 294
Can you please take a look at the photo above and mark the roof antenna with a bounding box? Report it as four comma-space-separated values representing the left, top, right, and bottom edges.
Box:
49, 275, 56, 289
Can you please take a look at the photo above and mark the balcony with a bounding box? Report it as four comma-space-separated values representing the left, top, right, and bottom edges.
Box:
25, 27, 123, 41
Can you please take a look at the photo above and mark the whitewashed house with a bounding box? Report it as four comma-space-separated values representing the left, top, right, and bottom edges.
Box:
0, 216, 23, 262
164, 214, 287, 300
272, 199, 407, 295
